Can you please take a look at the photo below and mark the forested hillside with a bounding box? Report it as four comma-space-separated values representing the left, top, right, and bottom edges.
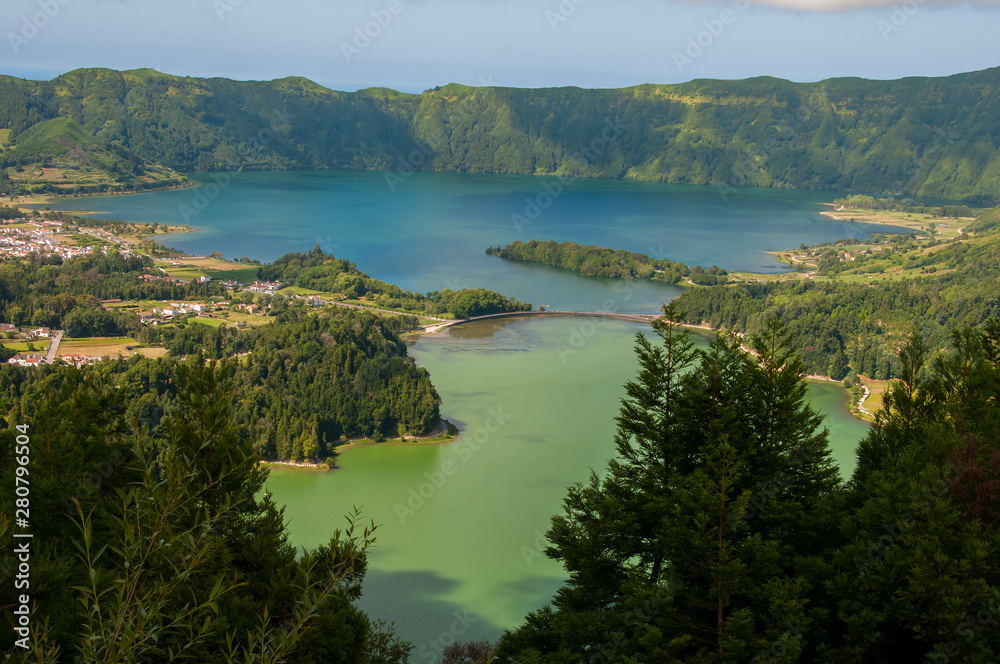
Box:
3, 67, 1000, 201
486, 240, 698, 285
674, 208, 1000, 380
0, 308, 441, 462
0, 359, 412, 662
498, 309, 1000, 663
262, 246, 533, 318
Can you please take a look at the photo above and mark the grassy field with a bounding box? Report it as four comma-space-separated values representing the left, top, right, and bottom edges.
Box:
59, 337, 138, 357
821, 207, 976, 240
222, 311, 274, 327
155, 258, 260, 284
1, 340, 51, 353
860, 377, 892, 415
188, 317, 229, 328
177, 257, 251, 271
162, 266, 260, 283
66, 234, 115, 249
0, 194, 52, 208
278, 286, 338, 298
0, 129, 10, 147
338, 297, 454, 319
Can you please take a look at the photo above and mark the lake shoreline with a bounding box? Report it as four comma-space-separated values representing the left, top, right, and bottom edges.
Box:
262, 420, 461, 471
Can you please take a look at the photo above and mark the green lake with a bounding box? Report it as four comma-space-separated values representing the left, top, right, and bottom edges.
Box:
50, 172, 879, 656
263, 317, 868, 656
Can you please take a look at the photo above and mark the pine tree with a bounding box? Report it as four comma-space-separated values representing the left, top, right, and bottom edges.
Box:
499, 310, 841, 663
830, 324, 1000, 661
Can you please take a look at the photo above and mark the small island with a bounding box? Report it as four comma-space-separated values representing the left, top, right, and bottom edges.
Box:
486, 239, 729, 286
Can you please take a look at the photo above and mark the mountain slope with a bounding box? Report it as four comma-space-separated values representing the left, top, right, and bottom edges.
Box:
1, 114, 188, 194
2, 67, 1000, 202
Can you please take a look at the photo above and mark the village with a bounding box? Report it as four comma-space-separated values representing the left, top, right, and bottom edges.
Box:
0, 215, 160, 259
0, 212, 304, 366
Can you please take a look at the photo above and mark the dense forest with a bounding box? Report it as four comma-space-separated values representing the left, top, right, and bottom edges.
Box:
4, 67, 1000, 201
674, 211, 1000, 380
496, 307, 1000, 663
0, 307, 441, 463
4, 304, 997, 662
0, 358, 412, 662
261, 246, 533, 318
485, 240, 703, 285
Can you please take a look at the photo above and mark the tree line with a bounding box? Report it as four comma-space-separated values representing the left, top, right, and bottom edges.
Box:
0, 358, 411, 662
496, 306, 1000, 663
674, 214, 1000, 381
0, 306, 441, 464
486, 240, 700, 285
261, 245, 532, 318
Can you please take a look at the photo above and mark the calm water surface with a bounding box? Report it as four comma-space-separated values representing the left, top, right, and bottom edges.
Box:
52, 172, 877, 654
51, 171, 901, 313
264, 318, 867, 653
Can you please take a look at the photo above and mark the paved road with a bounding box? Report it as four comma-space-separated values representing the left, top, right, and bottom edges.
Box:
44, 330, 63, 364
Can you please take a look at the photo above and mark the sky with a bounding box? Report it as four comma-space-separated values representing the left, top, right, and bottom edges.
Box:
0, 0, 997, 92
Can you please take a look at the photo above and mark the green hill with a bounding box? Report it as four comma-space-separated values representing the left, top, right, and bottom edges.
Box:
967, 205, 1000, 234
0, 114, 188, 195
2, 66, 1000, 202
